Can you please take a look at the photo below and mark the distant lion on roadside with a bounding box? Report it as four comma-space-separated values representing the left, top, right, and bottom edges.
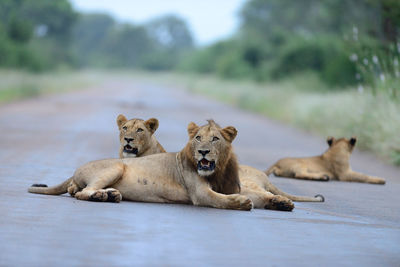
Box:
117, 115, 324, 205
266, 137, 386, 184
28, 120, 298, 211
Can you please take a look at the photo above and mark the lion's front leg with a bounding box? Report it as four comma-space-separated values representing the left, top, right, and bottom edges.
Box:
191, 185, 253, 211
339, 171, 385, 184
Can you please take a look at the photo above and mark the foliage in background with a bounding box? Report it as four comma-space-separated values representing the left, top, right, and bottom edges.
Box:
1, 0, 398, 91
0, 0, 399, 164
0, 0, 77, 71
153, 72, 400, 165
0, 70, 100, 103
72, 13, 193, 70
0, 1, 193, 71
180, 0, 400, 92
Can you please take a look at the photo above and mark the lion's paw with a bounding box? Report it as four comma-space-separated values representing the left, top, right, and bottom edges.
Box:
372, 177, 386, 185
88, 190, 108, 202
321, 175, 330, 181
67, 181, 80, 196
267, 195, 294, 211
227, 194, 253, 211
105, 188, 122, 203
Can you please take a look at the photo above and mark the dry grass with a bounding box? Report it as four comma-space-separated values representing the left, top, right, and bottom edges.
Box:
0, 69, 102, 103
146, 72, 400, 165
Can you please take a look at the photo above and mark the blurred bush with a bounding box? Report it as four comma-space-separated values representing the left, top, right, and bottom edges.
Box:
0, 1, 194, 71
180, 0, 399, 92
0, 0, 398, 93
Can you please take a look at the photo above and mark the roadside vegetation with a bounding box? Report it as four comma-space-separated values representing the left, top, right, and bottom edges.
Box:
148, 72, 400, 166
0, 0, 399, 165
0, 70, 100, 103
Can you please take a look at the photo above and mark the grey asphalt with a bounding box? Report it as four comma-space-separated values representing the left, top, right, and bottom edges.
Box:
0, 77, 399, 266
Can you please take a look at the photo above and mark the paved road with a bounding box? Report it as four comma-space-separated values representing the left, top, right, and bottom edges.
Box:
1, 77, 399, 266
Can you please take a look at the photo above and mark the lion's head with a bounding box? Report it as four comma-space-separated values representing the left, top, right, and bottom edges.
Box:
326, 136, 357, 153
182, 120, 240, 194
116, 114, 159, 158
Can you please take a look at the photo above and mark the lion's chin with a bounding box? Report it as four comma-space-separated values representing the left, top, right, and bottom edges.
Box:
122, 152, 137, 158
197, 169, 215, 177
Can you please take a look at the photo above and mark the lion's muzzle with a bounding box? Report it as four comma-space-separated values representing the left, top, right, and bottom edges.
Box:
123, 144, 138, 155
197, 158, 216, 172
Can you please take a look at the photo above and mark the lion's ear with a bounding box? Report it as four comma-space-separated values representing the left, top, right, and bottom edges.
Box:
144, 118, 159, 135
117, 114, 128, 129
187, 122, 199, 139
349, 136, 357, 146
221, 126, 237, 143
326, 136, 335, 147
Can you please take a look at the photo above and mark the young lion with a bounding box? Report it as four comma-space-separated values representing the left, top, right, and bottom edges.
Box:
116, 115, 165, 158
266, 137, 386, 184
28, 120, 297, 211
117, 115, 324, 204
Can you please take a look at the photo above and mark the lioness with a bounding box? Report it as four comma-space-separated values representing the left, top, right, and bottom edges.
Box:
29, 120, 298, 211
266, 137, 386, 184
116, 115, 165, 158
117, 115, 324, 204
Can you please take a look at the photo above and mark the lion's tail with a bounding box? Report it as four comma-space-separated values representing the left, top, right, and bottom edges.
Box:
28, 177, 73, 195
265, 176, 324, 202
265, 165, 275, 176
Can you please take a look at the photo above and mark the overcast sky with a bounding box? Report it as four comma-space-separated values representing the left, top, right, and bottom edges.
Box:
69, 0, 247, 46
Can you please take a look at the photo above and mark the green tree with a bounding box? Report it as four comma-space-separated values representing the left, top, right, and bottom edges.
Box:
72, 13, 116, 66
99, 24, 154, 67
145, 14, 193, 52
143, 15, 194, 70
0, 0, 77, 70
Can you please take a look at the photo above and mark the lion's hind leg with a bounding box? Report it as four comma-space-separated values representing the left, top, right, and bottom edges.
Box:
270, 162, 329, 181
241, 183, 294, 211
293, 168, 330, 181
74, 162, 125, 202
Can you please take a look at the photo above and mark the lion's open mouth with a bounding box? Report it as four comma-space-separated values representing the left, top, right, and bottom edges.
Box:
197, 158, 216, 171
123, 145, 138, 155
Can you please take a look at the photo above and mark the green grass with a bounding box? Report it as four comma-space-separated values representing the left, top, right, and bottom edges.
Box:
0, 69, 101, 103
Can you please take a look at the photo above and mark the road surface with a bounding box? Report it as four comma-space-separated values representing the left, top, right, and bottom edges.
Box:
1, 77, 399, 266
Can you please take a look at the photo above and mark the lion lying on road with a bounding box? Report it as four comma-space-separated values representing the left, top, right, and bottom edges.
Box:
266, 137, 386, 184
29, 120, 297, 211
117, 115, 324, 204
116, 114, 165, 158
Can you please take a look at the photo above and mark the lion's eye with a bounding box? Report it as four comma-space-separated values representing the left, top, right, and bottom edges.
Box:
137, 128, 143, 133
212, 136, 219, 142
122, 126, 127, 131
195, 136, 201, 141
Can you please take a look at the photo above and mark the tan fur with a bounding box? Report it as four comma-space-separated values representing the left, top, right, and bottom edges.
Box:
266, 137, 386, 184
118, 117, 324, 207
29, 121, 265, 211
116, 114, 165, 158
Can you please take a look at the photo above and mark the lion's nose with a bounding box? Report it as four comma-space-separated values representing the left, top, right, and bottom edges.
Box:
198, 150, 210, 156
124, 138, 134, 143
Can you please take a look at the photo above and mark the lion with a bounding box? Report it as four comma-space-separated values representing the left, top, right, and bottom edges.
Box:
116, 116, 324, 204
28, 120, 300, 211
266, 136, 386, 184
116, 115, 165, 158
